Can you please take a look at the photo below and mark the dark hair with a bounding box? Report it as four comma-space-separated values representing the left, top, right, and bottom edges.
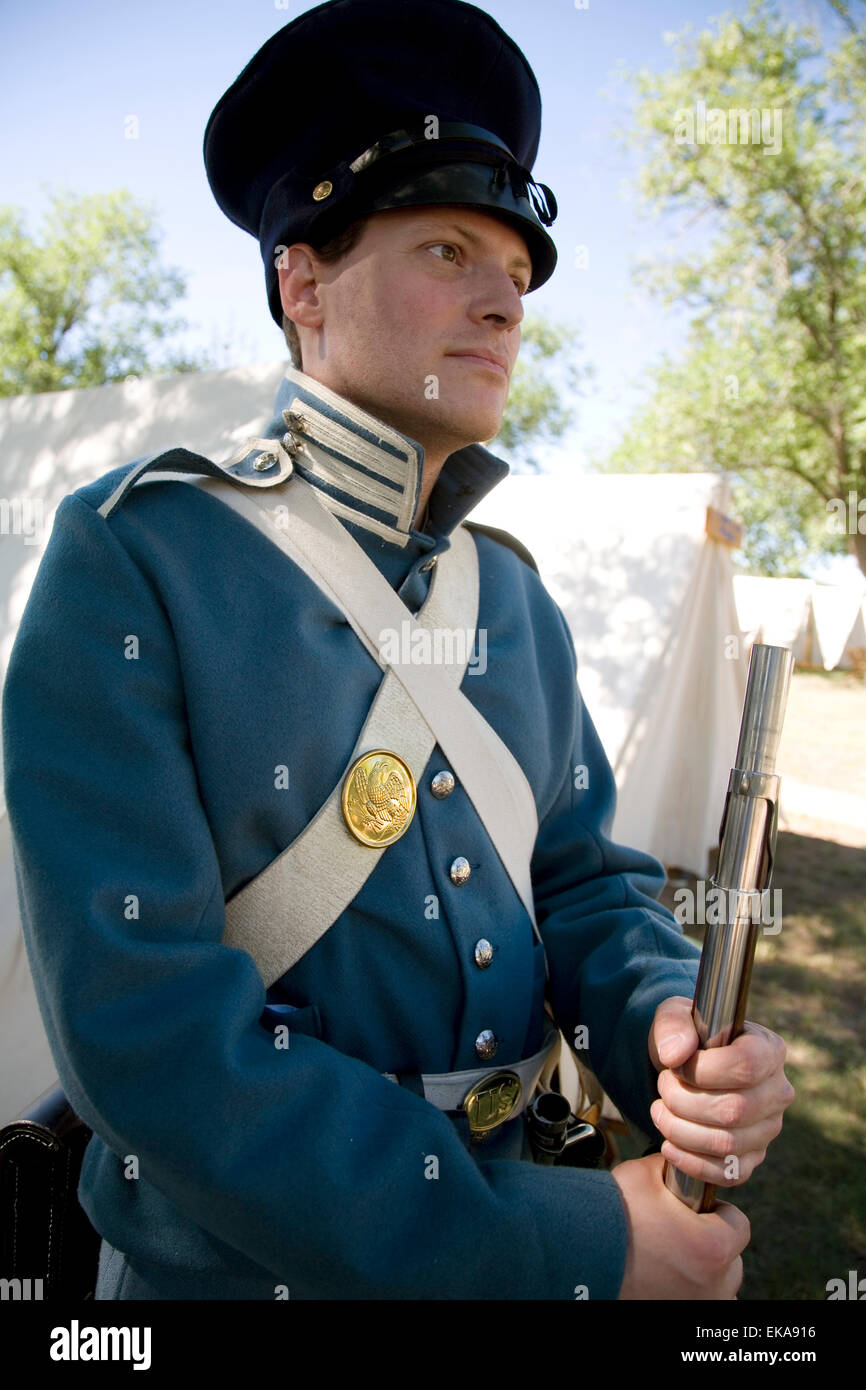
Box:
280, 217, 370, 368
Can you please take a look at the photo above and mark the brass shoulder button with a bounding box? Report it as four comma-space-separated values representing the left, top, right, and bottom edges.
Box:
220, 436, 295, 487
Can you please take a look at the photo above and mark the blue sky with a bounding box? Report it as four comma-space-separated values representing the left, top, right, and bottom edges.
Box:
1, 0, 858, 580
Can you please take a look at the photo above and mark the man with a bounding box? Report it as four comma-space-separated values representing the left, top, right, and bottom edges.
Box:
1, 0, 793, 1300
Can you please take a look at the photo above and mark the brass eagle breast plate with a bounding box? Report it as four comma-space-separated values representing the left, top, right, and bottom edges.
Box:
341, 749, 417, 847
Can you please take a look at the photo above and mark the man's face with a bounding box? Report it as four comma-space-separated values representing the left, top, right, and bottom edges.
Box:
278, 205, 529, 458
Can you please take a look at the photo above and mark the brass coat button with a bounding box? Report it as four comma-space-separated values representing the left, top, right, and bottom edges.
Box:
474, 939, 494, 969
475, 1030, 498, 1060
431, 771, 454, 799
449, 856, 471, 884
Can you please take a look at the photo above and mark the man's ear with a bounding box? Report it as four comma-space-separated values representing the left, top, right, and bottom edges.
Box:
277, 244, 325, 331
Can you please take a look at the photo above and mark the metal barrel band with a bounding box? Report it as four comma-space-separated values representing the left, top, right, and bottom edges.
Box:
705, 875, 775, 925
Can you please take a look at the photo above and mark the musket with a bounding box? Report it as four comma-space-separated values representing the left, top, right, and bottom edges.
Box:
663, 642, 794, 1213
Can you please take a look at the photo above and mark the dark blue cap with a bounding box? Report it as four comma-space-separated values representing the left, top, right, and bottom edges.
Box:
203, 0, 558, 326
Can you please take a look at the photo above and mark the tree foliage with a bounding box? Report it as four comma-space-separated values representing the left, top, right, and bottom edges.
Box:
0, 189, 209, 396
1, 191, 590, 472
824, 0, 866, 34
605, 1, 866, 575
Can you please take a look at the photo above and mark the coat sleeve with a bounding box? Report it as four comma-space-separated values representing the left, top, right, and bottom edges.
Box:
531, 606, 702, 1150
3, 491, 635, 1301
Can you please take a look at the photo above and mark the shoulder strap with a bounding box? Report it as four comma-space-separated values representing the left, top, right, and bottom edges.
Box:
223, 520, 478, 985
96, 439, 294, 519
189, 473, 542, 961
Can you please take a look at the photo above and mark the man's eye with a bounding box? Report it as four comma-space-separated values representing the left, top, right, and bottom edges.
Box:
429, 242, 459, 263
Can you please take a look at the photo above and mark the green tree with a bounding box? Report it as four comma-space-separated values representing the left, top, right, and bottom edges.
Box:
0, 188, 209, 396
492, 313, 591, 470
605, 1, 866, 576
825, 0, 866, 33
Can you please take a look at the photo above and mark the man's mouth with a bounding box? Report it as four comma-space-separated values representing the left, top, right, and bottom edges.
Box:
446, 353, 507, 378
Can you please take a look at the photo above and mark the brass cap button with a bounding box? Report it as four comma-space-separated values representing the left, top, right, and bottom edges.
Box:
474, 938, 494, 969
431, 770, 454, 799
475, 1029, 498, 1060
312, 180, 333, 201
449, 856, 471, 885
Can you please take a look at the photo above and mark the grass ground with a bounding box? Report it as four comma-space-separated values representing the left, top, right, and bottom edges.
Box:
777, 669, 866, 803
654, 832, 866, 1301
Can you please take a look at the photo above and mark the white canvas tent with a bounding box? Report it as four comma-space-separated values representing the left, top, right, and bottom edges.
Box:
840, 599, 866, 671
0, 364, 747, 1122
0, 364, 286, 1124
733, 576, 814, 663
733, 574, 866, 672
471, 472, 747, 876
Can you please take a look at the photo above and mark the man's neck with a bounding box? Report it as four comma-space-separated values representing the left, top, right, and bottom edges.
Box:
413, 477, 437, 532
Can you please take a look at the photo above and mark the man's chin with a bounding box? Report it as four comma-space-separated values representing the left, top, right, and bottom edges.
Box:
436, 405, 503, 450
363, 394, 502, 454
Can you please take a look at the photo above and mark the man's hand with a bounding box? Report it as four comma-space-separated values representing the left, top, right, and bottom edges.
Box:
647, 996, 796, 1187
612, 1154, 750, 1299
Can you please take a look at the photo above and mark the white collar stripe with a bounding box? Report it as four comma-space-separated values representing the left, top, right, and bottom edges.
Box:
308, 487, 412, 548
264, 365, 510, 545
287, 393, 412, 469
293, 444, 409, 528
280, 369, 422, 536
297, 407, 409, 491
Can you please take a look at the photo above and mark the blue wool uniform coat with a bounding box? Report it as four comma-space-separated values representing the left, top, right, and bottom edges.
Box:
2, 365, 701, 1300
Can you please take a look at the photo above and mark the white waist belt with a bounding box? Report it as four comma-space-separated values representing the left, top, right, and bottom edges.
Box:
383, 1025, 559, 1116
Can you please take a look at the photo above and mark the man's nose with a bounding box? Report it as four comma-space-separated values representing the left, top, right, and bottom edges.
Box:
469, 261, 525, 331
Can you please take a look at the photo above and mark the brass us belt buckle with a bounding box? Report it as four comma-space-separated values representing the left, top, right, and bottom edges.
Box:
462, 1071, 522, 1139
341, 749, 417, 847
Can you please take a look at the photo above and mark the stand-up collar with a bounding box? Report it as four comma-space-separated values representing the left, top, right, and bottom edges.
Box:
260, 365, 510, 548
